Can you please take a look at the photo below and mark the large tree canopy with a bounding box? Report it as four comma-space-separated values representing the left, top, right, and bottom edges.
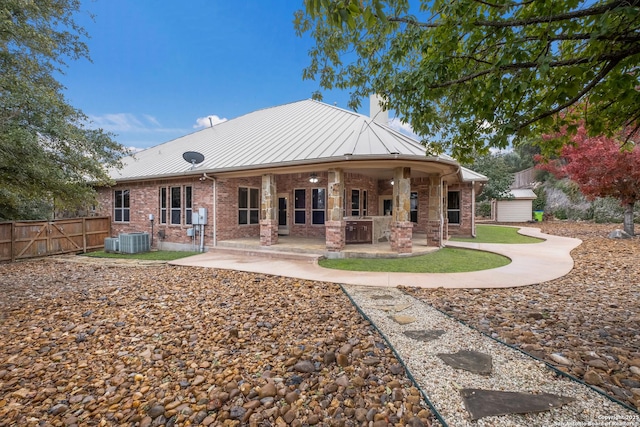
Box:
295, 0, 640, 160
0, 0, 128, 220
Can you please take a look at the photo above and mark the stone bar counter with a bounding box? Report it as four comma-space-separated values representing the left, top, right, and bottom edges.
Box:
344, 216, 393, 244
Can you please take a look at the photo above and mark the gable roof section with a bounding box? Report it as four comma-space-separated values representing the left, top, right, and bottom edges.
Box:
108, 99, 486, 182
506, 189, 537, 200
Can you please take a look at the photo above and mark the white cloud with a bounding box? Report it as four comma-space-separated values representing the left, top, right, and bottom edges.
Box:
194, 114, 228, 129
388, 117, 421, 139
89, 113, 145, 132
143, 114, 162, 127
87, 113, 188, 134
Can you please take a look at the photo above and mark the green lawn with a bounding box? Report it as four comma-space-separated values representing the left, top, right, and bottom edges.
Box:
451, 224, 543, 244
81, 250, 200, 261
318, 248, 510, 273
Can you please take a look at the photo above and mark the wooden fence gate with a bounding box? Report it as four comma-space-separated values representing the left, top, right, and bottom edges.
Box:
0, 216, 111, 262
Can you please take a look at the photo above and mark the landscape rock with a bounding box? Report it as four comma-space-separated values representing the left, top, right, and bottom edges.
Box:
0, 259, 433, 425
608, 229, 632, 239
403, 221, 640, 410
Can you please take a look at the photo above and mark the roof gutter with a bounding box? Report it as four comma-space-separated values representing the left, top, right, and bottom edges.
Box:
104, 154, 461, 184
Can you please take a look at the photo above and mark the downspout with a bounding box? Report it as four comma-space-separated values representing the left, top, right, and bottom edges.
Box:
471, 181, 476, 238
201, 173, 217, 248
439, 176, 444, 248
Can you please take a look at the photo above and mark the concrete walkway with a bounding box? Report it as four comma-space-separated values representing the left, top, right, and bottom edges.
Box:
170, 226, 582, 288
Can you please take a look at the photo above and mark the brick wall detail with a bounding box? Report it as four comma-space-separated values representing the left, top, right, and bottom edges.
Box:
260, 219, 278, 246
95, 169, 473, 250
325, 220, 345, 252
390, 221, 413, 253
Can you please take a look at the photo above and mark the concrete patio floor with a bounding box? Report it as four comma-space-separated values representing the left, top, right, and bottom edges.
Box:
170, 226, 582, 288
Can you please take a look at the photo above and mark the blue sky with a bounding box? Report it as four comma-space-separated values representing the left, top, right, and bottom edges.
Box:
60, 0, 410, 152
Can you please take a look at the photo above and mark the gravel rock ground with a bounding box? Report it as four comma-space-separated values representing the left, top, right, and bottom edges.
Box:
0, 262, 434, 426
404, 221, 640, 411
343, 284, 639, 427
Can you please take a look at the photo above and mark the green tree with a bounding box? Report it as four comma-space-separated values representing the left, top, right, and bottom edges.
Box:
295, 0, 640, 160
464, 153, 513, 202
0, 0, 128, 220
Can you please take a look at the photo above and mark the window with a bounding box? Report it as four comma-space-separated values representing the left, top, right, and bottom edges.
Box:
160, 188, 167, 224
239, 187, 259, 225
114, 190, 130, 222
170, 187, 181, 225
185, 186, 193, 225
159, 186, 192, 225
312, 188, 326, 224
447, 191, 461, 224
351, 189, 360, 216
410, 192, 418, 223
362, 190, 368, 216
294, 189, 306, 224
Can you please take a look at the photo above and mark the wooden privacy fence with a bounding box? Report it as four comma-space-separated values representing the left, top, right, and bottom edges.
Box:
0, 216, 111, 262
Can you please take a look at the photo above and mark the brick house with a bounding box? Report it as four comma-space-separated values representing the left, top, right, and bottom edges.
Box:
95, 97, 487, 255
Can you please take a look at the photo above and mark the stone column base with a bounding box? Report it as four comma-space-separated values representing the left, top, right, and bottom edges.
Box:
260, 219, 278, 246
426, 220, 441, 247
325, 220, 345, 252
391, 221, 413, 254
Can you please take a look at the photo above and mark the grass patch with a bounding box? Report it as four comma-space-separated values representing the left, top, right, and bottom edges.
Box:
81, 251, 200, 261
319, 248, 510, 273
451, 225, 543, 244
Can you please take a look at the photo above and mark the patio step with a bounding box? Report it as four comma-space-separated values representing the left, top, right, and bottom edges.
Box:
209, 245, 322, 263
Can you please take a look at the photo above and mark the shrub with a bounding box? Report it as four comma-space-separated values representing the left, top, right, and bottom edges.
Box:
476, 201, 492, 217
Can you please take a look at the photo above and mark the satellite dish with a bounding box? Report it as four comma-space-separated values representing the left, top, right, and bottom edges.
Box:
182, 151, 205, 169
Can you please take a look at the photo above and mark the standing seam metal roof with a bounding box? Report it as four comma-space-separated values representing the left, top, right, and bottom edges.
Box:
109, 99, 487, 182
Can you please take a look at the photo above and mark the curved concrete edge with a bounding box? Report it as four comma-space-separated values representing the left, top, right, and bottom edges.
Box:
169, 226, 582, 289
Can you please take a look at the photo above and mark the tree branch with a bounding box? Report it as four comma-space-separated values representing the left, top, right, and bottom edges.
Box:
387, 16, 439, 28
388, 0, 639, 29
472, 0, 535, 7
430, 44, 640, 89
475, 0, 638, 27
517, 58, 622, 130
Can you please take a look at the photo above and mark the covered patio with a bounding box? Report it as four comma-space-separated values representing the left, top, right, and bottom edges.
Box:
216, 233, 438, 259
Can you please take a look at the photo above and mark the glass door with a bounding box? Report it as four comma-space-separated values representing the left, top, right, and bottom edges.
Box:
278, 194, 289, 235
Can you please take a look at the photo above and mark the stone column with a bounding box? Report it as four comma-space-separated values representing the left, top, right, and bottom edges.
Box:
391, 167, 413, 253
325, 168, 345, 252
260, 174, 278, 246
426, 175, 442, 247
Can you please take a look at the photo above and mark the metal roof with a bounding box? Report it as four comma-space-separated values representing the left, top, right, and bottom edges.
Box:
507, 189, 538, 199
108, 99, 486, 182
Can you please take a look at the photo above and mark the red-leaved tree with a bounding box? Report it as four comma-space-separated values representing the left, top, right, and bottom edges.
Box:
536, 125, 640, 236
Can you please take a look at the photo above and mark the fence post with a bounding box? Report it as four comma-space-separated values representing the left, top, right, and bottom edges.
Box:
82, 217, 87, 253
10, 222, 15, 263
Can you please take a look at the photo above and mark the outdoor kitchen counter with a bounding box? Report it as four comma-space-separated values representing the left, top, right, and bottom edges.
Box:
344, 216, 392, 244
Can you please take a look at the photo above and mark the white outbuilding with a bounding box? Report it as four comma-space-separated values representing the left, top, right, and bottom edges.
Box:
493, 189, 538, 222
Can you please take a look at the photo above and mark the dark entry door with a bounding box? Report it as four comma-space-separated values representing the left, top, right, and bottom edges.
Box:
278, 195, 289, 235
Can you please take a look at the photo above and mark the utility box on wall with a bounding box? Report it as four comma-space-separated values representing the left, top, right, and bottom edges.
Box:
192, 208, 208, 225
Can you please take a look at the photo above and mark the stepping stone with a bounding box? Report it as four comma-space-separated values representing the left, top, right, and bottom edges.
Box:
391, 315, 417, 325
403, 329, 446, 342
377, 303, 413, 312
437, 350, 493, 375
370, 294, 394, 300
460, 388, 576, 420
